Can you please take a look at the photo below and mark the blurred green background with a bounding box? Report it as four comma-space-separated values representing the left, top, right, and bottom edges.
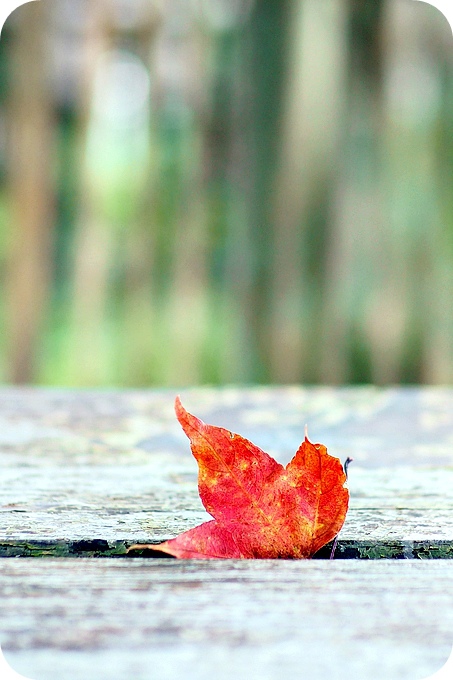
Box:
0, 0, 452, 387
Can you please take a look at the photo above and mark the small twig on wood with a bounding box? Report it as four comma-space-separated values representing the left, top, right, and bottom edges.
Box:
330, 457, 353, 560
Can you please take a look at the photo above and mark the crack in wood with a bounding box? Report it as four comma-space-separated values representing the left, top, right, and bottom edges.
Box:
2, 538, 453, 559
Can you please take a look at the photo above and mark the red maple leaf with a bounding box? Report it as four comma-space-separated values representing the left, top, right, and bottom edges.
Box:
131, 396, 349, 559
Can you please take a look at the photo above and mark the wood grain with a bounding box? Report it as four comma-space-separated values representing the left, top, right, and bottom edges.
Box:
1, 559, 452, 680
1, 386, 453, 557
1, 387, 453, 680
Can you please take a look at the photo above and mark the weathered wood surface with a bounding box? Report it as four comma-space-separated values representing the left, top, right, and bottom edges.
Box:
1, 559, 452, 680
1, 388, 453, 680
1, 386, 453, 557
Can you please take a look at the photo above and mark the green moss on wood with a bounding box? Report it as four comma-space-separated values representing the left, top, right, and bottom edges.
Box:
0, 540, 129, 558
315, 540, 453, 560
413, 542, 453, 559
1, 539, 453, 559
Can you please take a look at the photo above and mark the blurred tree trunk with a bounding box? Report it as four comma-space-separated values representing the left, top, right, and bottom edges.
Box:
268, 0, 348, 383
67, 0, 158, 385
428, 8, 453, 383
155, 8, 211, 386
5, 1, 55, 383
65, 0, 113, 385
319, 0, 386, 383
205, 19, 255, 384
247, 0, 292, 381
379, 1, 453, 384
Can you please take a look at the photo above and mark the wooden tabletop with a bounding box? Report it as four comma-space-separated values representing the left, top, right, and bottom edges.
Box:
1, 386, 453, 679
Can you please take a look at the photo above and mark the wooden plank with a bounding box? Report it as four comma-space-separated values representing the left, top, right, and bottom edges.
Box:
1, 386, 453, 557
1, 558, 452, 680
